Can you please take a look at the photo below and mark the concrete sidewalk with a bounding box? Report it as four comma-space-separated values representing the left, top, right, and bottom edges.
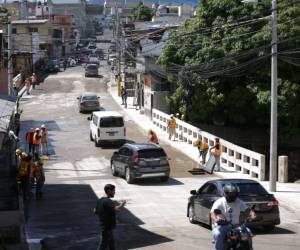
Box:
108, 82, 300, 213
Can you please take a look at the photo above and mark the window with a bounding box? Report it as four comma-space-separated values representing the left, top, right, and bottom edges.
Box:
138, 149, 166, 158
82, 95, 97, 101
119, 147, 131, 156
92, 115, 98, 126
28, 27, 38, 33
12, 28, 17, 34
200, 183, 218, 195
100, 117, 124, 128
235, 183, 268, 196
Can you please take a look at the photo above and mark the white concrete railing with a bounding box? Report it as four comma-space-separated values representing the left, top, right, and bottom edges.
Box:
152, 109, 266, 181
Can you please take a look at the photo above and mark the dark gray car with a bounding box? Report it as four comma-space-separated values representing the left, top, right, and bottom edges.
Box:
110, 143, 170, 184
77, 92, 100, 113
187, 179, 280, 231
85, 64, 98, 77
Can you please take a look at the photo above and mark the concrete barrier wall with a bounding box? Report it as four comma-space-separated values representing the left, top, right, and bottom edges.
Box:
152, 109, 266, 181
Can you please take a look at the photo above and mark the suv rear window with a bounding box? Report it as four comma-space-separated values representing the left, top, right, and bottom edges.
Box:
100, 117, 124, 127
138, 149, 166, 158
87, 65, 97, 70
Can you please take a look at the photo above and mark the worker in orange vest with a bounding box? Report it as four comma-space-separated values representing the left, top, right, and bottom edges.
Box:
32, 159, 45, 200
148, 129, 159, 144
40, 124, 47, 155
31, 73, 38, 89
168, 114, 176, 141
25, 128, 34, 153
194, 138, 209, 164
17, 152, 30, 200
25, 78, 31, 95
33, 128, 41, 160
210, 138, 222, 171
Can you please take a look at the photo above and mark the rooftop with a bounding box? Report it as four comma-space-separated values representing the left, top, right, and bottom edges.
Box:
12, 19, 48, 25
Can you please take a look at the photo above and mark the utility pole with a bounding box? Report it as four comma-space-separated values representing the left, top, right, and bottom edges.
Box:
269, 0, 278, 192
116, 6, 122, 96
7, 16, 13, 96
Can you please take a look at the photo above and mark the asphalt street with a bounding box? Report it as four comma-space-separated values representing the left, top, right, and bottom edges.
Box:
18, 51, 300, 249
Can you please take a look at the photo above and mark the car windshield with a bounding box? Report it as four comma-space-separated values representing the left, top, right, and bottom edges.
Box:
138, 149, 166, 158
82, 95, 97, 101
233, 183, 268, 196
87, 65, 97, 69
100, 117, 124, 127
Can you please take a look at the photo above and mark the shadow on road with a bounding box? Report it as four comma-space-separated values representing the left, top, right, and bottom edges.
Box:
134, 177, 184, 186
27, 183, 172, 250
253, 226, 296, 235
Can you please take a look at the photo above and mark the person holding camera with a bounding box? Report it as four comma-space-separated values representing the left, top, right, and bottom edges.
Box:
94, 184, 126, 250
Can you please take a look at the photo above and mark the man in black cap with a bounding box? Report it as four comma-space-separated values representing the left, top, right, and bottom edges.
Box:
94, 184, 126, 250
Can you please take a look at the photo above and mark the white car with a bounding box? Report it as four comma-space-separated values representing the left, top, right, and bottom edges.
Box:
88, 111, 126, 147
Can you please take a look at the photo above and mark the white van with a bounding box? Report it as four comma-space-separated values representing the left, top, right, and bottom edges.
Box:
88, 111, 126, 146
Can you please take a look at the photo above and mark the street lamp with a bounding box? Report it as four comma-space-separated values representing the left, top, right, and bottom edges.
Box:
242, 0, 278, 191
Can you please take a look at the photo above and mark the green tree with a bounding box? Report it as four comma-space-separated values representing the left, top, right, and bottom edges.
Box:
158, 0, 300, 139
132, 2, 153, 21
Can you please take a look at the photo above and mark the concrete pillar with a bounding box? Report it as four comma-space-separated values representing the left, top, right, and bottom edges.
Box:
278, 155, 288, 183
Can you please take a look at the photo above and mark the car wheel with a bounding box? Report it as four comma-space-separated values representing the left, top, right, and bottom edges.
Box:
188, 205, 196, 224
90, 131, 94, 141
125, 168, 134, 184
111, 161, 118, 176
160, 176, 169, 182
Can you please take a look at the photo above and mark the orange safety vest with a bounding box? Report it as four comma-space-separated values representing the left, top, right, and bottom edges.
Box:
18, 159, 28, 177
213, 144, 221, 157
41, 128, 47, 144
34, 165, 44, 181
33, 132, 40, 145
169, 118, 176, 128
200, 142, 209, 151
150, 132, 159, 144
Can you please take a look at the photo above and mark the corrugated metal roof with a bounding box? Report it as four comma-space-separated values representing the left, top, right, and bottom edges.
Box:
0, 98, 15, 133
12, 19, 48, 24
51, 0, 82, 4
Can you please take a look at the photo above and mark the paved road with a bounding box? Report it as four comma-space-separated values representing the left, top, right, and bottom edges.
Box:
19, 55, 300, 249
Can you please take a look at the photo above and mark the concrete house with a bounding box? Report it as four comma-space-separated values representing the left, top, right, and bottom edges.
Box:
48, 0, 87, 37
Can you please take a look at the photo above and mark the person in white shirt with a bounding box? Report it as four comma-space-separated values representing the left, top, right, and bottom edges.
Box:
210, 183, 254, 250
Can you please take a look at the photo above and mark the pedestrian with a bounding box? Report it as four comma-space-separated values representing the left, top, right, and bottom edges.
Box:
121, 86, 127, 108
40, 124, 47, 155
16, 148, 22, 167
13, 78, 20, 96
26, 152, 35, 197
148, 129, 159, 144
32, 159, 45, 200
25, 78, 31, 95
33, 128, 41, 161
210, 138, 222, 171
167, 114, 176, 141
30, 73, 38, 89
25, 128, 34, 153
194, 138, 209, 165
63, 59, 67, 71
16, 152, 30, 200
14, 114, 21, 137
94, 184, 126, 250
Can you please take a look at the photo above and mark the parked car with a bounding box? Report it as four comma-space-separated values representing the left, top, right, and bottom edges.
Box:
110, 143, 170, 184
77, 92, 100, 113
45, 59, 60, 72
85, 64, 99, 77
94, 48, 104, 59
88, 111, 125, 147
187, 179, 280, 230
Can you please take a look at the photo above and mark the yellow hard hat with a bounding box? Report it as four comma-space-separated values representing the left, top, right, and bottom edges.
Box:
38, 159, 44, 165
35, 128, 40, 131
15, 149, 22, 155
41, 124, 46, 128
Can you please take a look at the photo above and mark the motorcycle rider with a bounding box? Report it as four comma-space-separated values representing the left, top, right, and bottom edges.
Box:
210, 183, 255, 250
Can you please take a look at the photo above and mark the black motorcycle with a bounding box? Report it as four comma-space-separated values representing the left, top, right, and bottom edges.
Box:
214, 209, 256, 250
